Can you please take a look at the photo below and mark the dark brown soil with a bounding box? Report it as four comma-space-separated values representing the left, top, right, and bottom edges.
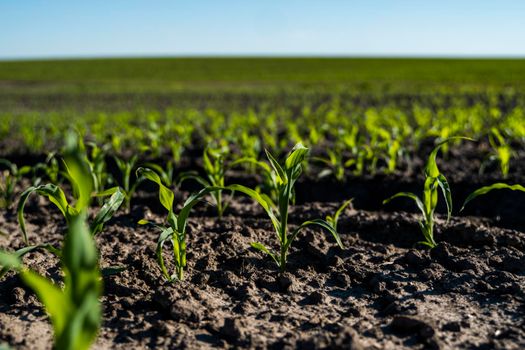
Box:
1, 193, 524, 349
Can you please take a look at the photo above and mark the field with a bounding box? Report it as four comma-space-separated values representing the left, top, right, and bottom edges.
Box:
0, 58, 524, 349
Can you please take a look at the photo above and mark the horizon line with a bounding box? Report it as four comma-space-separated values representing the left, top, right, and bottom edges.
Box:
1, 53, 525, 62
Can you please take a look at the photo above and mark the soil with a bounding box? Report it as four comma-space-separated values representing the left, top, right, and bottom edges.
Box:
1, 184, 524, 349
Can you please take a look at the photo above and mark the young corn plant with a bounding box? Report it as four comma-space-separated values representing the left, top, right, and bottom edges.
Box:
225, 143, 344, 272
137, 167, 222, 282
166, 124, 193, 166
85, 141, 112, 194
383, 138, 471, 248
178, 146, 229, 218
486, 128, 514, 178
31, 152, 61, 186
0, 159, 31, 209
326, 199, 353, 232
313, 148, 347, 182
179, 146, 275, 218
18, 137, 125, 245
142, 161, 174, 187
113, 154, 143, 212
0, 134, 102, 350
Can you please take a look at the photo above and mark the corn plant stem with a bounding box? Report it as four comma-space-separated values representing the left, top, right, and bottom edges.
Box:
424, 216, 436, 247
216, 190, 223, 219
279, 245, 287, 273
278, 179, 293, 271
123, 165, 131, 194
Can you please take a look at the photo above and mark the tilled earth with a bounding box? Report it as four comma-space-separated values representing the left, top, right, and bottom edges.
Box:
0, 193, 524, 349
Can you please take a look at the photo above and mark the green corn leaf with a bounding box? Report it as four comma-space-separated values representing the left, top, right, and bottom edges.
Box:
436, 174, 453, 222
113, 157, 124, 172
90, 187, 125, 235
289, 163, 304, 183
312, 156, 334, 167
202, 148, 214, 175
156, 227, 174, 281
20, 269, 72, 338
0, 244, 58, 278
383, 192, 426, 218
56, 290, 100, 350
417, 221, 436, 247
177, 186, 224, 234
425, 137, 473, 178
264, 149, 286, 185
250, 242, 279, 266
18, 166, 32, 176
224, 184, 280, 234
490, 128, 505, 146
0, 251, 22, 274
63, 133, 93, 212
142, 162, 171, 185
177, 171, 211, 188
286, 219, 344, 252
61, 212, 102, 350
137, 167, 174, 213
328, 199, 353, 231
18, 184, 71, 245
92, 186, 119, 197
229, 157, 272, 174
63, 214, 99, 281
284, 143, 309, 170
461, 183, 525, 211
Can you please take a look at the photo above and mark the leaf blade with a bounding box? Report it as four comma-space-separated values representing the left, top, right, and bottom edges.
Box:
383, 192, 426, 217
461, 183, 525, 211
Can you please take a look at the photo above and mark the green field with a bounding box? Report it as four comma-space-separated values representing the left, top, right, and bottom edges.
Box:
1, 57, 525, 88
1, 57, 524, 113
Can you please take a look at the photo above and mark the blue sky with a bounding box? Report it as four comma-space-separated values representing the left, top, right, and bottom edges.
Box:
1, 0, 524, 59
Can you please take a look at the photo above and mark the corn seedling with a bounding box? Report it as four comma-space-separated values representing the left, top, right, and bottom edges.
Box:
378, 128, 404, 174
0, 134, 102, 350
178, 146, 230, 218
0, 159, 31, 209
32, 152, 61, 186
113, 154, 143, 212
179, 146, 275, 218
313, 148, 346, 182
486, 128, 513, 178
18, 137, 125, 245
224, 143, 344, 272
167, 124, 193, 165
326, 199, 353, 232
383, 137, 471, 248
137, 167, 222, 282
85, 141, 112, 194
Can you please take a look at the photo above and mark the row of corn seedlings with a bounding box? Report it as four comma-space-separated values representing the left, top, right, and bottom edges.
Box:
1, 97, 524, 186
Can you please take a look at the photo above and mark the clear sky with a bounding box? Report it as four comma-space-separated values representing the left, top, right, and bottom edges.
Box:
1, 0, 524, 59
